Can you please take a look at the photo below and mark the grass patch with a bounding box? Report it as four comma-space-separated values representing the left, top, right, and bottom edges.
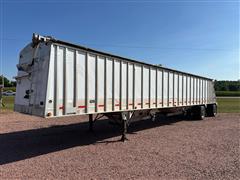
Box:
1, 96, 15, 111
216, 91, 240, 97
217, 97, 240, 113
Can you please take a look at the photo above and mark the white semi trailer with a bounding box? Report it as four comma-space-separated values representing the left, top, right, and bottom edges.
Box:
14, 34, 217, 141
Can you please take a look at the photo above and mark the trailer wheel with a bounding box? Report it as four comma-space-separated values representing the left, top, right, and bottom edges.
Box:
207, 104, 217, 117
193, 106, 206, 120
184, 108, 193, 119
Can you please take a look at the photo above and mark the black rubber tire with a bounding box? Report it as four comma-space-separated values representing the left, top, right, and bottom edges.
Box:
193, 106, 206, 120
207, 104, 217, 117
183, 108, 193, 119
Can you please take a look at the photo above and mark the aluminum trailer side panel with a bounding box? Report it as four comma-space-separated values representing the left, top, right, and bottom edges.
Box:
14, 35, 216, 118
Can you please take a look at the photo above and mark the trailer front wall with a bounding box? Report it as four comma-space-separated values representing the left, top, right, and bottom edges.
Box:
45, 44, 216, 117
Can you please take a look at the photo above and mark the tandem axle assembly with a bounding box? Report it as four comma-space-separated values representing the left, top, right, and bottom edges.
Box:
87, 104, 217, 142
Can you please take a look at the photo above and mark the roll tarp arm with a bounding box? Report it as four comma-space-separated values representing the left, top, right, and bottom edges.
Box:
32, 33, 54, 47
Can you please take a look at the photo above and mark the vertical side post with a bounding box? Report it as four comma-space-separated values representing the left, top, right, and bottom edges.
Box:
133, 64, 135, 109
200, 79, 202, 104
186, 76, 188, 105
95, 55, 98, 112
167, 71, 169, 107
85, 52, 88, 113
63, 47, 67, 115
155, 68, 158, 108
149, 68, 151, 108
73, 50, 77, 108
104, 57, 107, 111
162, 70, 164, 107
204, 80, 206, 104
141, 65, 143, 109
112, 59, 115, 111
208, 81, 209, 103
193, 77, 195, 104
126, 62, 129, 109
173, 72, 175, 106
196, 78, 198, 104
190, 76, 192, 105
202, 80, 204, 104
177, 73, 179, 106
54, 46, 58, 116
120, 60, 122, 110
182, 74, 184, 106
198, 79, 200, 104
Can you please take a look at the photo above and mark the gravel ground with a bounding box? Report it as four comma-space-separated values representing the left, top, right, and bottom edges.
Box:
0, 112, 239, 180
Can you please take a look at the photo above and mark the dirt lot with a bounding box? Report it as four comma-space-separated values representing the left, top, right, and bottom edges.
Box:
0, 112, 239, 179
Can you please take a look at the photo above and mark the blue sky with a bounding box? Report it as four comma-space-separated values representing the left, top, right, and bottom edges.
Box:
0, 0, 239, 80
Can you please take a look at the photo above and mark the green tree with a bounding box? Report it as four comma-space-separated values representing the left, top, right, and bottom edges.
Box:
214, 80, 240, 91
0, 76, 16, 87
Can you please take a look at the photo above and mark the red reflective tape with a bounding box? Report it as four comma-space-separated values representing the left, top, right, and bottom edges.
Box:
78, 105, 86, 108
59, 106, 64, 110
129, 103, 133, 105
98, 105, 104, 107
137, 103, 142, 105
115, 104, 120, 106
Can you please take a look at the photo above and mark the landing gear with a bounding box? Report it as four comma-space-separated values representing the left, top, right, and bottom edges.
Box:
121, 116, 128, 142
120, 111, 133, 142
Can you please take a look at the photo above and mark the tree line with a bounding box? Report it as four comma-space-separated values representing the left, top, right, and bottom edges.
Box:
214, 80, 240, 91
0, 76, 16, 87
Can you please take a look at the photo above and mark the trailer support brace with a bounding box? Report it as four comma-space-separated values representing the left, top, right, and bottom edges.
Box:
89, 114, 93, 132
121, 112, 129, 142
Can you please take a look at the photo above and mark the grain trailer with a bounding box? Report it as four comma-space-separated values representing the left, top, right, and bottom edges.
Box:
14, 34, 217, 141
